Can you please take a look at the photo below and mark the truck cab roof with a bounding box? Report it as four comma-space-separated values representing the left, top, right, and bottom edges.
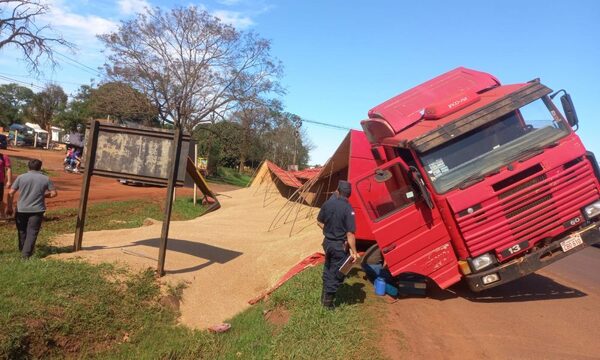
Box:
360, 67, 534, 151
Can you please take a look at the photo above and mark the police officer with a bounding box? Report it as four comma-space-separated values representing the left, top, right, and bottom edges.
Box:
317, 180, 358, 309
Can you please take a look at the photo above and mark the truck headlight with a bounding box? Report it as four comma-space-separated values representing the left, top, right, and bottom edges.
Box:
470, 253, 495, 271
583, 200, 600, 220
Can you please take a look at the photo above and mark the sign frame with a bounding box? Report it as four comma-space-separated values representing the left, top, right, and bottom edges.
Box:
73, 120, 188, 276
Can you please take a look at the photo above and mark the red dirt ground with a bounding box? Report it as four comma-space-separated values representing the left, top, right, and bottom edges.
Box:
2, 147, 240, 210
378, 247, 600, 359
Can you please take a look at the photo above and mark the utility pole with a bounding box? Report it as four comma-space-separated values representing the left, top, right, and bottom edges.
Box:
293, 131, 298, 166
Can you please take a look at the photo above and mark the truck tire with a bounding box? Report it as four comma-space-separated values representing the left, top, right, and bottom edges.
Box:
361, 244, 383, 266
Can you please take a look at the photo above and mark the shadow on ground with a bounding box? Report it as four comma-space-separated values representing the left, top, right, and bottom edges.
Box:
336, 268, 367, 305
71, 238, 242, 274
38, 237, 243, 275
427, 273, 587, 302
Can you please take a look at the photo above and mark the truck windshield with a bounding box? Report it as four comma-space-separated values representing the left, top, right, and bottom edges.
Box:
419, 97, 570, 193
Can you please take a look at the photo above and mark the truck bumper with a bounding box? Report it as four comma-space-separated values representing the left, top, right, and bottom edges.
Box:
465, 223, 600, 292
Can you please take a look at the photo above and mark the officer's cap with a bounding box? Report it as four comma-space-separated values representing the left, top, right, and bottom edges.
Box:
338, 180, 351, 197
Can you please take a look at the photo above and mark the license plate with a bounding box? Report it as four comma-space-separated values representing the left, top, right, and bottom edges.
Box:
560, 234, 583, 252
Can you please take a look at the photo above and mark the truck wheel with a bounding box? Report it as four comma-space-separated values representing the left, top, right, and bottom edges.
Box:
361, 244, 383, 266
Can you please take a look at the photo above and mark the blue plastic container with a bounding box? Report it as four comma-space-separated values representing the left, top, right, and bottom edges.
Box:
374, 276, 386, 296
385, 283, 399, 297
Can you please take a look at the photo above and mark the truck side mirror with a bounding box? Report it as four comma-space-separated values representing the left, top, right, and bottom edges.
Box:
374, 169, 392, 183
560, 93, 579, 130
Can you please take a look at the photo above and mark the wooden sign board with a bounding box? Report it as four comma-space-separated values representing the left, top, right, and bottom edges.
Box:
83, 123, 192, 185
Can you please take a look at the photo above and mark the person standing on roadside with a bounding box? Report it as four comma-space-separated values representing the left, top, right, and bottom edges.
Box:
317, 180, 358, 309
6, 159, 57, 259
0, 152, 12, 219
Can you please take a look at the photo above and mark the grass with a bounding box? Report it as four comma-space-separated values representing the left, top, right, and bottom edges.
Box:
211, 267, 382, 360
0, 196, 386, 359
98, 266, 382, 360
0, 197, 207, 256
8, 156, 52, 176
0, 261, 168, 358
208, 167, 252, 187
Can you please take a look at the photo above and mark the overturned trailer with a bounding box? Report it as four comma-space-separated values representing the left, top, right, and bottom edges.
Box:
250, 130, 378, 242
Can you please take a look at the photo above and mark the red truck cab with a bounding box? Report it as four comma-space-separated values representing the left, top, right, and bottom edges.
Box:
358, 67, 600, 291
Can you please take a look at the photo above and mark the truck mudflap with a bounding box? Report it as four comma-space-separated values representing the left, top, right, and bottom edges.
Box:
465, 222, 600, 292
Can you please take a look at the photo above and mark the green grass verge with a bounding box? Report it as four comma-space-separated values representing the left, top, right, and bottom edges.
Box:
0, 262, 171, 358
207, 167, 252, 187
212, 267, 382, 360
96, 266, 382, 360
0, 197, 207, 256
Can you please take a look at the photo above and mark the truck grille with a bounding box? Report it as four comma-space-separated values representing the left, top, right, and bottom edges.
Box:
454, 159, 598, 257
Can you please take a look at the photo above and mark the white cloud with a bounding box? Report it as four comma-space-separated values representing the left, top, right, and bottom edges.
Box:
31, 0, 118, 80
117, 0, 151, 15
43, 0, 118, 38
49, 8, 117, 36
212, 10, 254, 29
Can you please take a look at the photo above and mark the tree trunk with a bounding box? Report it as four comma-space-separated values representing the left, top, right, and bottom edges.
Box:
239, 154, 245, 174
46, 124, 52, 149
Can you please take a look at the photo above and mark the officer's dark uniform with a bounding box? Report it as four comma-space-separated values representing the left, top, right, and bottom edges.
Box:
317, 182, 356, 307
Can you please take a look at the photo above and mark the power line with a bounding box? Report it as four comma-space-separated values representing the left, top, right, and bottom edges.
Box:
0, 74, 45, 90
301, 118, 353, 131
0, 72, 88, 87
54, 50, 102, 76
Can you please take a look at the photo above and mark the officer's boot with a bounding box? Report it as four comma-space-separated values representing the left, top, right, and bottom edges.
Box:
322, 292, 335, 310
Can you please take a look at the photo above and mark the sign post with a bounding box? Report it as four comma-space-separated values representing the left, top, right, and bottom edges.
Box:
193, 143, 198, 206
157, 127, 183, 276
74, 120, 100, 251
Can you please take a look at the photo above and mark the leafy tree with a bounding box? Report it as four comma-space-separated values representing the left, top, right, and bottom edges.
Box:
229, 99, 280, 173
0, 83, 34, 127
264, 111, 312, 169
98, 6, 282, 131
56, 85, 93, 132
0, 0, 74, 72
29, 83, 67, 147
88, 82, 158, 126
196, 104, 313, 174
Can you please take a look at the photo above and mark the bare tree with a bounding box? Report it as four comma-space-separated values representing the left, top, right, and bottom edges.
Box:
99, 6, 283, 132
30, 83, 67, 147
0, 0, 74, 72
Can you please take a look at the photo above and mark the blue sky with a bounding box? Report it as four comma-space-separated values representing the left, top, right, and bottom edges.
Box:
0, 0, 599, 165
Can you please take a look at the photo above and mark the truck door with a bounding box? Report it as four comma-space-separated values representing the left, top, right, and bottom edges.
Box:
356, 158, 461, 288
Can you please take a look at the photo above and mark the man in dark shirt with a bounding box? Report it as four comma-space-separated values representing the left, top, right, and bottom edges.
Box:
6, 159, 57, 259
317, 180, 358, 309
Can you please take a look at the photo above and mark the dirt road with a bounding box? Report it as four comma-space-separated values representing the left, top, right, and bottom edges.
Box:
3, 147, 239, 209
381, 247, 600, 359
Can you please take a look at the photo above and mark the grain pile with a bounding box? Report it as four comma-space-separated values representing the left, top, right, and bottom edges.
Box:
52, 185, 323, 329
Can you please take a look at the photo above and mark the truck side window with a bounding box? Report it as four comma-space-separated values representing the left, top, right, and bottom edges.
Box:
357, 163, 416, 222
396, 148, 417, 168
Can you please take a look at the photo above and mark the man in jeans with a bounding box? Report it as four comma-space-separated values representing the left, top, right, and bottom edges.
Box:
6, 159, 57, 259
